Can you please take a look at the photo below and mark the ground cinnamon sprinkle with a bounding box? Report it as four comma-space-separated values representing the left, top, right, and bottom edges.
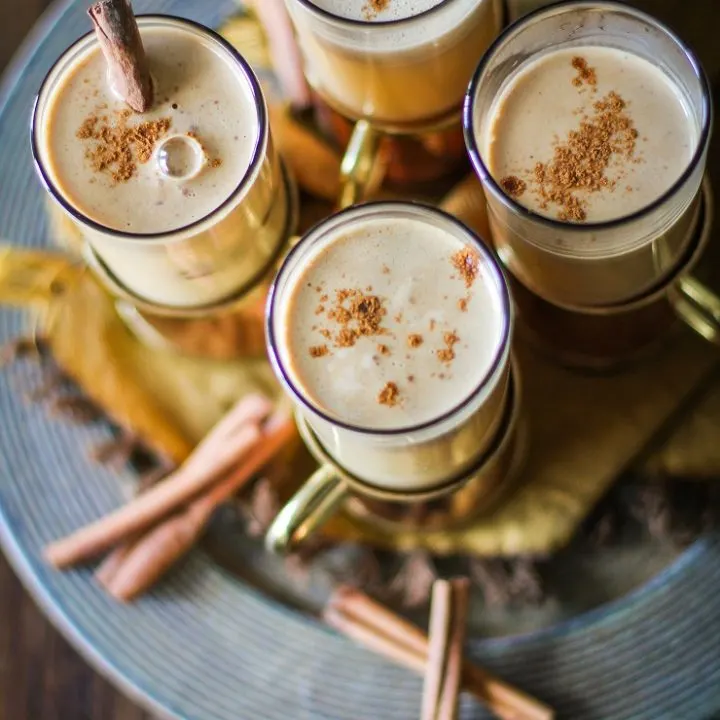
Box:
378, 381, 400, 407
407, 334, 423, 348
363, 0, 390, 19
520, 63, 640, 222
437, 331, 460, 364
451, 248, 480, 289
458, 297, 469, 312
571, 56, 597, 88
309, 345, 329, 358
77, 110, 171, 184
377, 344, 391, 356
316, 288, 388, 349
500, 175, 527, 198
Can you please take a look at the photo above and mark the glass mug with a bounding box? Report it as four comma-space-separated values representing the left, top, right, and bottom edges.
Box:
282, 0, 505, 205
270, 365, 523, 551
264, 202, 515, 551
463, 0, 713, 308
513, 177, 720, 370
32, 16, 293, 314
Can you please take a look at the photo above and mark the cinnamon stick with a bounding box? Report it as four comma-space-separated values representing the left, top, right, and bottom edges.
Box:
106, 413, 294, 601
441, 580, 469, 720
88, 0, 154, 113
422, 580, 453, 720
248, 0, 310, 109
45, 395, 275, 568
421, 579, 469, 720
324, 588, 554, 720
95, 539, 138, 588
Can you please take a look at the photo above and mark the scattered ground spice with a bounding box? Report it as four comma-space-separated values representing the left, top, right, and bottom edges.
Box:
378, 381, 400, 407
451, 248, 480, 289
407, 375, 415, 383
429, 319, 436, 331
528, 89, 639, 221
377, 344, 391, 356
309, 345, 329, 358
382, 265, 391, 274
571, 56, 597, 88
318, 288, 388, 349
315, 304, 325, 315
209, 158, 223, 168
77, 110, 171, 184
458, 297, 469, 312
407, 334, 423, 348
362, 0, 390, 19
437, 331, 460, 364
500, 175, 527, 198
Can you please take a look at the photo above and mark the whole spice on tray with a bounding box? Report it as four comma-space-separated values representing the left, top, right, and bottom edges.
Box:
323, 587, 555, 720
421, 578, 469, 720
44, 394, 285, 569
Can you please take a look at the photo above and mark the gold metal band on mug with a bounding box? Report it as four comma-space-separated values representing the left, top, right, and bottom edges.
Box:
336, 107, 464, 209
265, 361, 521, 555
668, 178, 719, 343
338, 120, 384, 209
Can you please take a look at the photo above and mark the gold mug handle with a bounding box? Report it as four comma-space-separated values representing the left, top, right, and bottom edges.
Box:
671, 276, 720, 344
265, 464, 349, 554
338, 120, 384, 209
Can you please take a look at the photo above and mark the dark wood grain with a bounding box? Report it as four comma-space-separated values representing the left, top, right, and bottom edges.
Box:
0, 0, 719, 719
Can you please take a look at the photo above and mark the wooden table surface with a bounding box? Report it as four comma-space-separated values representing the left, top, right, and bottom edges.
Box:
1, 0, 719, 719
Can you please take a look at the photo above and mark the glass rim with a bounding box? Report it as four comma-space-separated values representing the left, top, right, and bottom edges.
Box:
290, 0, 463, 29
462, 0, 713, 234
265, 200, 513, 438
30, 14, 268, 244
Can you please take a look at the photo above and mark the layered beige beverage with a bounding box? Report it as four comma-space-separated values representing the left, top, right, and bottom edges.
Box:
465, 2, 710, 308
33, 16, 289, 309
284, 0, 503, 128
268, 203, 512, 490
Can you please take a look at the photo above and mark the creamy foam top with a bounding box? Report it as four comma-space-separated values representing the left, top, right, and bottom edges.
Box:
40, 24, 260, 234
307, 0, 445, 21
278, 215, 506, 430
481, 46, 697, 224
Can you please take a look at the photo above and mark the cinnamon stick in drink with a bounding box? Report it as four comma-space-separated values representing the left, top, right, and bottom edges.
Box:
88, 0, 154, 112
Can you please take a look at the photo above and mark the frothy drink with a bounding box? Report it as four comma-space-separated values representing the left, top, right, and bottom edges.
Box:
270, 204, 511, 490
285, 0, 503, 127
468, 34, 706, 307
33, 18, 289, 308
483, 47, 696, 227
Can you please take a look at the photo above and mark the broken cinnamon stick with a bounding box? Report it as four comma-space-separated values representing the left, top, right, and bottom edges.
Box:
45, 395, 274, 568
88, 0, 153, 113
421, 579, 469, 720
106, 412, 294, 602
248, 0, 311, 109
324, 588, 554, 720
